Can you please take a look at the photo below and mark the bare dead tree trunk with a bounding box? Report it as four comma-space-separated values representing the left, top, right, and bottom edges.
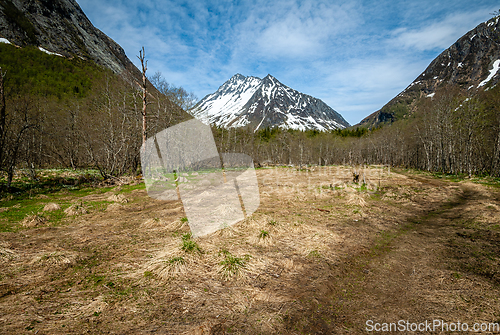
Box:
0, 68, 6, 169
138, 47, 148, 146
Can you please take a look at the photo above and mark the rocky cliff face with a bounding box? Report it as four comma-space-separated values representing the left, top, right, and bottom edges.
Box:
0, 0, 138, 78
192, 74, 349, 131
360, 15, 500, 127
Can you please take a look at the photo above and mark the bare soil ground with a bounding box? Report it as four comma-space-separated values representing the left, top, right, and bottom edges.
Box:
0, 166, 499, 334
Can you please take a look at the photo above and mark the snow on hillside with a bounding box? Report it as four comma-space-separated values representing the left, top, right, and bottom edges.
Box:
192, 74, 349, 132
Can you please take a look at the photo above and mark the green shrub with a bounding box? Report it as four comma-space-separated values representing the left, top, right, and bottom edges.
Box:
219, 249, 250, 278
181, 233, 202, 253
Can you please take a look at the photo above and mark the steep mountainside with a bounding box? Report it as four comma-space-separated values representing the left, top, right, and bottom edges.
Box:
0, 0, 189, 123
360, 15, 500, 127
0, 0, 140, 80
192, 74, 350, 131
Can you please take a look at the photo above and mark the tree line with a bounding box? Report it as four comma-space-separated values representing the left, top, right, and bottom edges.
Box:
1, 43, 499, 189
0, 45, 190, 188
213, 85, 500, 178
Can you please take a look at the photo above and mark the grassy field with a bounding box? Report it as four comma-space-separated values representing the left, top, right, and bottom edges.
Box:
0, 166, 499, 334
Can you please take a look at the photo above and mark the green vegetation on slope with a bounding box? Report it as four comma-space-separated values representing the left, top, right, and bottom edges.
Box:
0, 43, 106, 99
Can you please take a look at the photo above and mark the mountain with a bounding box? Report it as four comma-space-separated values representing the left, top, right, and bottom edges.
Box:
192, 74, 350, 131
0, 0, 140, 81
360, 15, 500, 127
0, 0, 188, 118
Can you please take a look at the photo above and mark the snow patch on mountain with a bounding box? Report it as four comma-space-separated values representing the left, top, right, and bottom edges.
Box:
38, 47, 63, 57
478, 59, 500, 87
192, 74, 349, 131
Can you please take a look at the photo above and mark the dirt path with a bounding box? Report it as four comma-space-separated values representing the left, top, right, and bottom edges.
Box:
325, 182, 500, 334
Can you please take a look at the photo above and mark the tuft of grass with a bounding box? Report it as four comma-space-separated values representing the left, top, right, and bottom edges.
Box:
168, 256, 185, 265
180, 217, 188, 223
308, 250, 322, 259
258, 230, 269, 239
268, 219, 277, 226
219, 249, 250, 278
181, 233, 202, 253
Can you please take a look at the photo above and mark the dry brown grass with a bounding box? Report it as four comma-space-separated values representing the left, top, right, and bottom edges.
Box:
0, 166, 499, 334
21, 214, 47, 227
107, 193, 129, 204
42, 202, 61, 212
64, 202, 88, 216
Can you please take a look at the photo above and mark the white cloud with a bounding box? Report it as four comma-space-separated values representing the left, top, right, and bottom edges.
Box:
390, 10, 489, 51
230, 0, 363, 60
76, 0, 500, 125
303, 57, 429, 124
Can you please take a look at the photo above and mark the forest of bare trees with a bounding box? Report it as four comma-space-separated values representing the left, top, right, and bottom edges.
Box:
213, 85, 500, 178
1, 55, 499, 191
0, 66, 188, 188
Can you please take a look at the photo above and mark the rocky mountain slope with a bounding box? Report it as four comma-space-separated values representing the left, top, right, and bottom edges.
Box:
360, 15, 500, 127
0, 0, 140, 80
192, 74, 349, 131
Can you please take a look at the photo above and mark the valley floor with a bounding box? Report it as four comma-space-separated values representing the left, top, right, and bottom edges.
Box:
0, 166, 499, 334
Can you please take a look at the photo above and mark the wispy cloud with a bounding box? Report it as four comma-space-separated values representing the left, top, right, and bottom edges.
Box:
230, 0, 363, 60
390, 10, 491, 51
76, 0, 499, 125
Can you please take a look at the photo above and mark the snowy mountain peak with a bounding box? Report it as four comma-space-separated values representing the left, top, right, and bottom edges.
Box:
263, 73, 276, 80
231, 73, 246, 80
191, 74, 350, 131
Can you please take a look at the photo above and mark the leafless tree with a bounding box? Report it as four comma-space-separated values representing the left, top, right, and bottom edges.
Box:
138, 47, 148, 146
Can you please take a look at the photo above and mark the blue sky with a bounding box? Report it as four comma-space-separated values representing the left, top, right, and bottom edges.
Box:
76, 0, 499, 125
